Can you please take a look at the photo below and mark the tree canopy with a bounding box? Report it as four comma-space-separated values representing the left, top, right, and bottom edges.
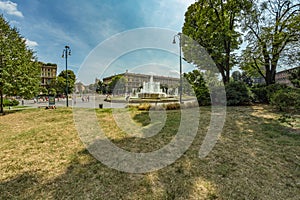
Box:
240, 0, 300, 85
182, 0, 252, 84
56, 70, 76, 96
0, 15, 40, 112
184, 69, 211, 105
109, 75, 127, 95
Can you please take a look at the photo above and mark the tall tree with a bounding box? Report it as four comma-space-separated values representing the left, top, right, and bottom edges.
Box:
182, 0, 252, 84
56, 70, 76, 96
241, 0, 300, 85
96, 80, 107, 94
109, 75, 127, 95
0, 16, 40, 113
184, 69, 210, 105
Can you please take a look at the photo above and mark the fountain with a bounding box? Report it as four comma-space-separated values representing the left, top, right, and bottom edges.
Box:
129, 75, 178, 103
138, 76, 166, 99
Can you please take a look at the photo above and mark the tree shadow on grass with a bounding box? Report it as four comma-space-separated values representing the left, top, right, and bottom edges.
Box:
1, 106, 299, 199
202, 105, 300, 199
0, 172, 40, 198
132, 111, 151, 127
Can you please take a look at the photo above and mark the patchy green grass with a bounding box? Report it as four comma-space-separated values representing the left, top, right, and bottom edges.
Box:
0, 105, 299, 199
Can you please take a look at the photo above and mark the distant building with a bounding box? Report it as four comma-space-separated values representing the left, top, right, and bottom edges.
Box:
275, 66, 300, 86
40, 63, 57, 88
103, 70, 179, 94
251, 66, 300, 86
252, 77, 265, 85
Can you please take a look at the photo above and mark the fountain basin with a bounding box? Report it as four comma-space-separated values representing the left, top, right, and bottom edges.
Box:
137, 92, 166, 99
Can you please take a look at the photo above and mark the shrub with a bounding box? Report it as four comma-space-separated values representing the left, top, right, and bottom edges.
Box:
184, 70, 211, 106
251, 85, 268, 103
164, 103, 181, 110
136, 103, 183, 111
270, 88, 300, 112
194, 87, 211, 106
225, 81, 251, 106
3, 99, 19, 107
137, 103, 151, 111
251, 83, 288, 104
210, 86, 227, 106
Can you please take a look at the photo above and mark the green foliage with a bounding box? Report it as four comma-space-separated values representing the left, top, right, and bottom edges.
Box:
3, 99, 19, 107
164, 103, 181, 110
182, 0, 252, 83
251, 84, 287, 104
289, 67, 300, 88
241, 0, 300, 85
232, 71, 242, 82
56, 70, 76, 95
137, 103, 151, 111
0, 16, 40, 113
0, 16, 40, 100
225, 81, 251, 106
184, 70, 211, 106
270, 88, 300, 112
108, 75, 127, 94
96, 80, 107, 94
46, 63, 57, 66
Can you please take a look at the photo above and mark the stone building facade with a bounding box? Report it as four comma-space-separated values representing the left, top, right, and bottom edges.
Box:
40, 63, 57, 88
103, 71, 179, 94
275, 66, 300, 86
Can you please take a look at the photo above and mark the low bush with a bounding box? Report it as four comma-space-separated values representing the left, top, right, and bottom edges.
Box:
225, 81, 251, 106
137, 103, 151, 111
3, 99, 19, 107
270, 88, 300, 112
135, 102, 185, 111
164, 103, 181, 110
251, 83, 288, 104
194, 87, 211, 106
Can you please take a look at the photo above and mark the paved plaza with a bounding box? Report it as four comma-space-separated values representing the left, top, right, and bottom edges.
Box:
22, 95, 127, 109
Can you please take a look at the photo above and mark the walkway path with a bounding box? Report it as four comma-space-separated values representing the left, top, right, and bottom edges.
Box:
22, 95, 127, 109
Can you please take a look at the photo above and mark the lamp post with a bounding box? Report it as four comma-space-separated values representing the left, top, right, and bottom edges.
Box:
62, 45, 71, 107
173, 33, 183, 104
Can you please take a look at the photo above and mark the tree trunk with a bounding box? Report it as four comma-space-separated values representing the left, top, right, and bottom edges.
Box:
225, 68, 230, 84
264, 60, 278, 85
0, 89, 3, 114
265, 69, 276, 85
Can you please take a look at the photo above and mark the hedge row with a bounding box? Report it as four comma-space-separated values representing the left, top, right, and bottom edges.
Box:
3, 99, 19, 107
192, 81, 300, 111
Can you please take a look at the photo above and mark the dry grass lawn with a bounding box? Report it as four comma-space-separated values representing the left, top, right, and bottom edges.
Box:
0, 105, 299, 199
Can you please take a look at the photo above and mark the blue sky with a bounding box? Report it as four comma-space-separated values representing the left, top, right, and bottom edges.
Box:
0, 0, 196, 84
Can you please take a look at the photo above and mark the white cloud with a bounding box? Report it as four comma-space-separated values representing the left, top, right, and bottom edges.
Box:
25, 39, 38, 48
0, 1, 23, 18
174, 0, 196, 7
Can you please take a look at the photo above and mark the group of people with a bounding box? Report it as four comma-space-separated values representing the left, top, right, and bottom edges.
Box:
73, 95, 90, 105
81, 95, 90, 102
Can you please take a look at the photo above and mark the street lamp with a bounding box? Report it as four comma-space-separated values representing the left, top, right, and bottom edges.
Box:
173, 32, 183, 104
62, 45, 71, 107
